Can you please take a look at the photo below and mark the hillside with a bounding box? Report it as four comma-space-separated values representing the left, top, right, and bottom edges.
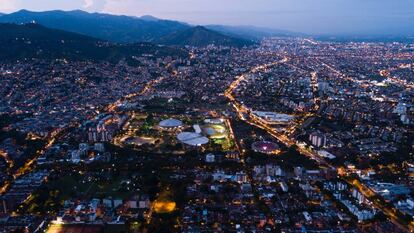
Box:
0, 10, 190, 43
205, 25, 302, 40
158, 26, 255, 47
0, 23, 187, 61
0, 10, 273, 45
0, 22, 98, 42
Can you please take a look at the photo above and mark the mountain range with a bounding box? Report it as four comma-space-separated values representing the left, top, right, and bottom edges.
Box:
0, 10, 295, 46
0, 23, 187, 61
158, 26, 254, 47
0, 10, 190, 43
0, 9, 412, 47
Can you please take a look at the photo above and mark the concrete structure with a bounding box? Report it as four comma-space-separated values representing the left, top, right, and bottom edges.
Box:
177, 132, 209, 147
251, 141, 279, 154
159, 119, 183, 129
309, 132, 326, 148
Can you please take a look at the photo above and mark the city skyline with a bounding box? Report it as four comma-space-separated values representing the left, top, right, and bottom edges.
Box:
0, 0, 414, 35
0, 1, 414, 232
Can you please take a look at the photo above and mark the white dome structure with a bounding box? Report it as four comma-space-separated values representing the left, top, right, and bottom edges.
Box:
159, 119, 183, 129
177, 132, 209, 146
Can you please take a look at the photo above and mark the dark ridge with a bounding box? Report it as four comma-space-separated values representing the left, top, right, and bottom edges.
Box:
158, 26, 255, 47
0, 23, 188, 61
0, 10, 190, 43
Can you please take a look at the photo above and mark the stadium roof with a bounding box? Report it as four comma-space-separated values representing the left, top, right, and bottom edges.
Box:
177, 132, 209, 146
159, 118, 183, 128
252, 141, 279, 154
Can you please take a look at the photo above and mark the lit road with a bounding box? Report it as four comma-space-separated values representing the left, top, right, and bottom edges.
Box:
346, 179, 413, 232
0, 127, 65, 194
0, 73, 169, 196
0, 150, 14, 170
106, 76, 166, 112
310, 71, 321, 111
380, 69, 414, 89
224, 58, 412, 232
321, 60, 414, 90
303, 38, 320, 45
225, 58, 333, 168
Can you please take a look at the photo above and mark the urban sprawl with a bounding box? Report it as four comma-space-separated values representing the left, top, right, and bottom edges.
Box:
0, 37, 414, 233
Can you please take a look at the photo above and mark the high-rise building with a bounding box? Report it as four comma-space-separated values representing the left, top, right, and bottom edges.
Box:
309, 132, 326, 147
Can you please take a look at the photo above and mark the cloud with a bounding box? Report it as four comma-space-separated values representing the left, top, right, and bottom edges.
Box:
83, 0, 107, 11
83, 0, 93, 8
0, 0, 413, 34
0, 0, 18, 12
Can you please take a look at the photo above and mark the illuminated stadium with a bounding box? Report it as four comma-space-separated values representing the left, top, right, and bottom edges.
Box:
159, 118, 183, 129
122, 136, 156, 146
177, 132, 209, 146
203, 124, 227, 139
251, 141, 280, 154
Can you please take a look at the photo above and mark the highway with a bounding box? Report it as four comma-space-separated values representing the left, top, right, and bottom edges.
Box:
106, 76, 166, 112
0, 73, 169, 196
224, 58, 333, 168
380, 69, 414, 89
224, 58, 412, 232
0, 127, 66, 194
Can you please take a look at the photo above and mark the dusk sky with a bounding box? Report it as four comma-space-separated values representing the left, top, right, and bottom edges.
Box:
1, 0, 413, 35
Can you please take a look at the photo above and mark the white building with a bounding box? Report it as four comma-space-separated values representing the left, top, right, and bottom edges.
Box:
205, 153, 215, 163
317, 150, 336, 159
309, 132, 326, 148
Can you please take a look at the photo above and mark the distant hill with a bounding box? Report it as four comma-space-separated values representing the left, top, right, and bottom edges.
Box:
0, 10, 267, 45
158, 26, 255, 47
205, 25, 302, 40
0, 23, 187, 61
0, 22, 98, 42
0, 10, 190, 43
139, 15, 160, 22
